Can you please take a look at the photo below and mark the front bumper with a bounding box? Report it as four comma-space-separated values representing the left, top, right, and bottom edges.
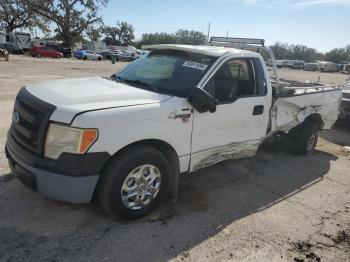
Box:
6, 132, 110, 204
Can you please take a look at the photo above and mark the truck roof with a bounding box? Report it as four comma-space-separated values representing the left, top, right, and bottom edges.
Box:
143, 44, 256, 57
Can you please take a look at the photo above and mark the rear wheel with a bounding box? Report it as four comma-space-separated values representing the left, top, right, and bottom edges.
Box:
289, 121, 320, 155
36, 54, 41, 58
98, 145, 170, 219
97, 56, 102, 61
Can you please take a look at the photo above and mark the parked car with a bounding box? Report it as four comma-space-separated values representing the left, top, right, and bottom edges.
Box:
115, 50, 135, 62
0, 43, 24, 54
340, 81, 350, 120
73, 50, 103, 61
6, 39, 343, 219
304, 63, 319, 71
46, 44, 72, 58
30, 46, 63, 58
99, 50, 119, 60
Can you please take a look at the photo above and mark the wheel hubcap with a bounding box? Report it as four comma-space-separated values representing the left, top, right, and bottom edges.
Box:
306, 134, 316, 152
121, 164, 161, 210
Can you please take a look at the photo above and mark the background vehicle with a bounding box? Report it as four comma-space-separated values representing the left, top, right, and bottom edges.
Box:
30, 46, 63, 58
115, 50, 135, 61
46, 44, 72, 58
0, 31, 31, 50
86, 41, 108, 54
99, 50, 121, 60
340, 81, 350, 120
318, 61, 337, 72
304, 63, 319, 71
287, 60, 305, 69
6, 38, 342, 219
74, 50, 103, 60
0, 43, 24, 54
341, 64, 350, 74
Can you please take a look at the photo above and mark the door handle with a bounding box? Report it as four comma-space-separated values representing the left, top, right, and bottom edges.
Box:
253, 105, 264, 115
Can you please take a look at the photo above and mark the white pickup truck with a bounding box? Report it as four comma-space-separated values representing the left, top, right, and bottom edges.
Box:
6, 37, 343, 219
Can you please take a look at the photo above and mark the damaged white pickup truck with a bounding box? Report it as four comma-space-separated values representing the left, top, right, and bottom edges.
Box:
6, 37, 343, 218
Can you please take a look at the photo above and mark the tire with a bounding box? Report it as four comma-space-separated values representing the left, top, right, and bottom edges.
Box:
97, 56, 102, 61
83, 56, 87, 61
98, 145, 170, 219
36, 54, 41, 58
289, 121, 319, 155
56, 55, 61, 59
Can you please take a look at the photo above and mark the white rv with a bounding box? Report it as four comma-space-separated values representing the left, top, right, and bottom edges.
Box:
318, 62, 337, 72
86, 41, 108, 53
0, 31, 31, 50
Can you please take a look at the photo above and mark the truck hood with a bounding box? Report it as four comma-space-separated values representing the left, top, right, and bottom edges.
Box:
26, 77, 171, 123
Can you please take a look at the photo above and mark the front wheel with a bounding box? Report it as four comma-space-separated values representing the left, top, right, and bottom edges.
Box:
289, 121, 319, 155
98, 145, 170, 219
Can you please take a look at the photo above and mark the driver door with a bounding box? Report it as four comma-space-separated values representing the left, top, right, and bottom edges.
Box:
190, 57, 271, 171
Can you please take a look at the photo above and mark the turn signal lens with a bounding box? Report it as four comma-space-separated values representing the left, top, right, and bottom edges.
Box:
80, 129, 98, 153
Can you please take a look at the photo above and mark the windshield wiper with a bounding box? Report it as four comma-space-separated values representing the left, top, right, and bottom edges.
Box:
110, 75, 124, 82
123, 79, 160, 93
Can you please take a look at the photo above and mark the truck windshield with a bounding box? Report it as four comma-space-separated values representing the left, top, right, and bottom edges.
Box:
114, 49, 217, 97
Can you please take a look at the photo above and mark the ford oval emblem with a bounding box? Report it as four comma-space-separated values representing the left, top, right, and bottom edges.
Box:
12, 112, 20, 124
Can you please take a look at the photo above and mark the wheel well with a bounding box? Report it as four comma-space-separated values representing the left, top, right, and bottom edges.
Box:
101, 139, 180, 200
304, 113, 324, 129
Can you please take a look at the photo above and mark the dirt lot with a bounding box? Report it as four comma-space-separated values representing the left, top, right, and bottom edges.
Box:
0, 56, 349, 262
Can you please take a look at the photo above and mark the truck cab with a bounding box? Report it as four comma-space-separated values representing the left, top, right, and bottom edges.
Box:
6, 38, 342, 219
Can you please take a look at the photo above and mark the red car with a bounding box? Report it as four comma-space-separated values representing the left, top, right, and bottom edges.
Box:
30, 46, 63, 58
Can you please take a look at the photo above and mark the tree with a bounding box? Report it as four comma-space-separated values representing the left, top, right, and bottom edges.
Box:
269, 42, 324, 62
140, 32, 176, 45
174, 29, 207, 45
86, 26, 101, 41
325, 46, 350, 63
101, 21, 135, 46
24, 0, 108, 48
0, 0, 46, 33
139, 29, 207, 46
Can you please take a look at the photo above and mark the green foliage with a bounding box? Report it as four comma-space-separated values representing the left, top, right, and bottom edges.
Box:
269, 42, 324, 62
140, 32, 176, 45
139, 29, 207, 46
23, 0, 108, 48
86, 26, 102, 41
0, 0, 48, 33
325, 46, 350, 63
101, 21, 135, 46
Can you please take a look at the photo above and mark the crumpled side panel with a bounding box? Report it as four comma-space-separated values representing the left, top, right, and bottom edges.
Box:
192, 140, 261, 172
273, 90, 342, 132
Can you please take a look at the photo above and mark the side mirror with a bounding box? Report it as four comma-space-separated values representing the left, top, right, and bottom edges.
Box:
188, 87, 216, 113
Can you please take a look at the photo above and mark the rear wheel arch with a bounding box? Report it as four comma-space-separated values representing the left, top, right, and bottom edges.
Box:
304, 113, 323, 129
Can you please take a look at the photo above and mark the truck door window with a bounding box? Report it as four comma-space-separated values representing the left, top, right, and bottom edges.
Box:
204, 59, 257, 103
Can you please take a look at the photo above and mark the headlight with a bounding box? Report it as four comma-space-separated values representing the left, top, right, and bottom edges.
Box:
45, 123, 98, 159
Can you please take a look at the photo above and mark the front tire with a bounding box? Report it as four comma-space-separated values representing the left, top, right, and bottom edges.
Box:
289, 121, 319, 155
98, 145, 170, 219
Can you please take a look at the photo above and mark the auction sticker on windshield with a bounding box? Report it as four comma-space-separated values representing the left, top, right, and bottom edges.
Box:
182, 61, 208, 71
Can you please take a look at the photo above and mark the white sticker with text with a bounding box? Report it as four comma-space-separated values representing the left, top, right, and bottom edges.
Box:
182, 61, 208, 71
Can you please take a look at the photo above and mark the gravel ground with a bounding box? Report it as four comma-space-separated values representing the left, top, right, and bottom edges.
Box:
0, 55, 349, 262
